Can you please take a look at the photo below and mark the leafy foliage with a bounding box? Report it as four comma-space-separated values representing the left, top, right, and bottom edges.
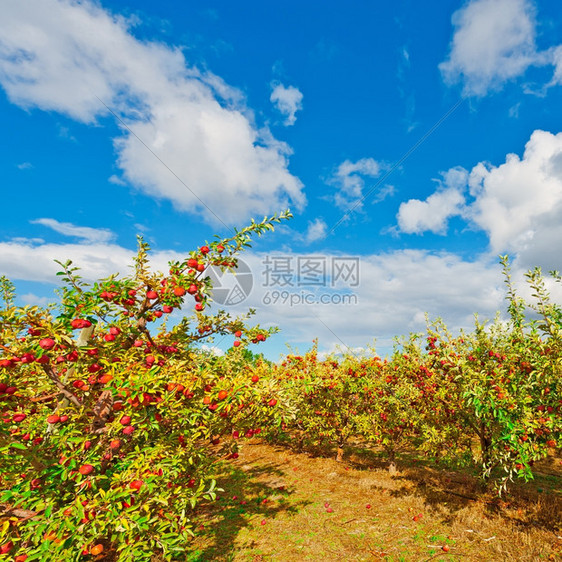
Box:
0, 238, 560, 559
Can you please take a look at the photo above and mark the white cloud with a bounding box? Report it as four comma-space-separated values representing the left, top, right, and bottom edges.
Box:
508, 102, 521, 118
16, 162, 33, 170
532, 44, 562, 93
200, 344, 225, 356
0, 237, 506, 357
270, 83, 303, 126
467, 130, 562, 261
397, 189, 465, 234
108, 174, 126, 186
373, 184, 395, 204
4, 237, 559, 359
133, 223, 150, 233
327, 158, 382, 211
317, 345, 371, 361
0, 240, 183, 283
225, 249, 508, 357
439, 0, 538, 96
397, 130, 562, 272
11, 237, 44, 245
0, 241, 131, 282
31, 218, 115, 244
115, 99, 304, 223
304, 218, 328, 243
397, 45, 420, 133
397, 167, 468, 234
549, 45, 562, 86
56, 124, 77, 142
0, 0, 305, 226
20, 293, 52, 307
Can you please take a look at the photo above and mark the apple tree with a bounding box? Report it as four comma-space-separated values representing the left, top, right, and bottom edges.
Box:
0, 211, 291, 561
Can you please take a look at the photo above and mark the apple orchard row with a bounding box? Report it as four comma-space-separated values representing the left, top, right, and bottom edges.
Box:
0, 212, 560, 561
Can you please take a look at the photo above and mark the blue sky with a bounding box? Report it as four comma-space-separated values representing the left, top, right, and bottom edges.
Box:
2, 0, 562, 359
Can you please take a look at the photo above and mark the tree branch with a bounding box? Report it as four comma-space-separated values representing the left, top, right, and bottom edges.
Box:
40, 364, 81, 408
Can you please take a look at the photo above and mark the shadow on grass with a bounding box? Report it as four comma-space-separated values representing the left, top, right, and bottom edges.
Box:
360, 450, 562, 536
186, 459, 311, 561
268, 435, 562, 537
395, 466, 560, 533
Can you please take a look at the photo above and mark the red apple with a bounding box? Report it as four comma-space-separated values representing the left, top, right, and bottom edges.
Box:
173, 286, 186, 297
130, 479, 143, 491
78, 464, 94, 476
90, 544, 104, 556
20, 352, 36, 363
39, 338, 55, 350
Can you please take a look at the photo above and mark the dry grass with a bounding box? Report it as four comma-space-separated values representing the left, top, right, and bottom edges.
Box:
186, 440, 562, 562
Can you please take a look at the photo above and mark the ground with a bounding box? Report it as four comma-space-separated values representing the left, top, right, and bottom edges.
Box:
186, 439, 562, 561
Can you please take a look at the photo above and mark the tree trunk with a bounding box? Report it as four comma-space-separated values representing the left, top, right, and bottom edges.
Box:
388, 448, 397, 475
479, 423, 492, 467
336, 434, 345, 462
